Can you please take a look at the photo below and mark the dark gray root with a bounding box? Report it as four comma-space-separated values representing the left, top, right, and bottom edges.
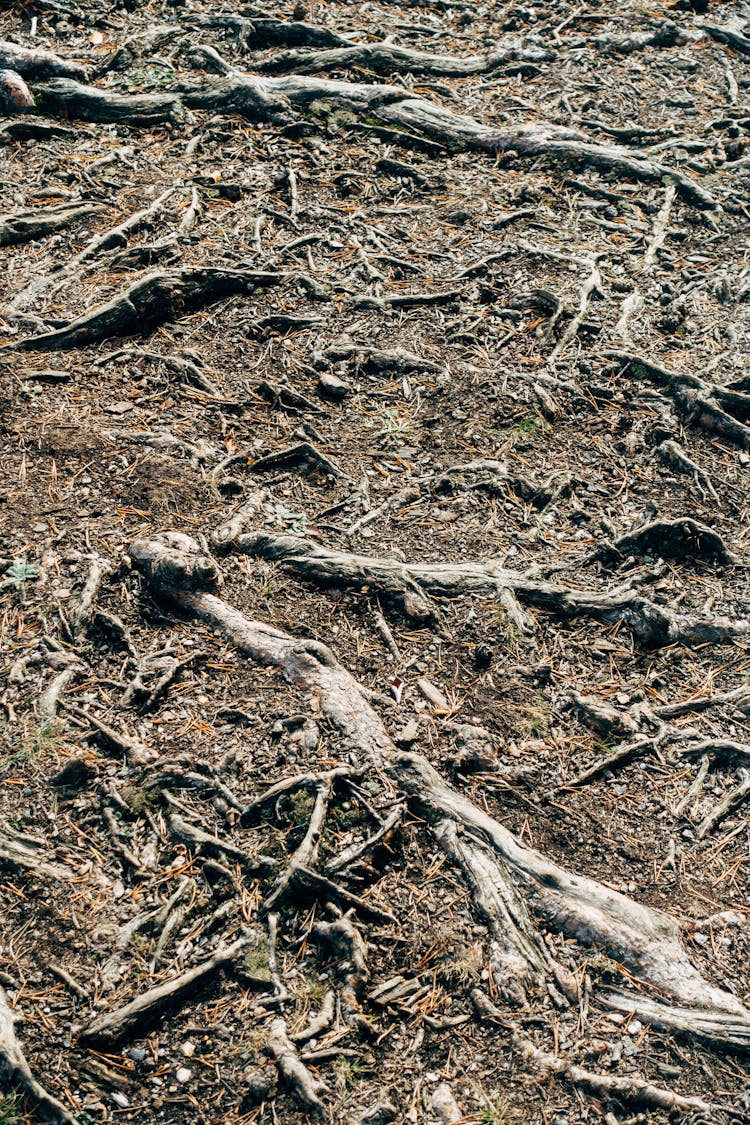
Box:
0, 987, 80, 1125
699, 21, 750, 56
695, 769, 750, 840
609, 517, 736, 565
174, 71, 715, 208
0, 40, 88, 81
211, 528, 750, 648
80, 933, 255, 1047
595, 19, 688, 55
7, 268, 290, 352
0, 202, 103, 248
34, 78, 184, 125
127, 533, 750, 1050
606, 352, 750, 448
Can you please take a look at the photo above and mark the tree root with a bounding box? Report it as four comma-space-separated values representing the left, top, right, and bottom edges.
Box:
0, 823, 72, 882
513, 1026, 740, 1117
0, 40, 88, 81
211, 528, 750, 648
34, 77, 184, 125
0, 987, 80, 1125
0, 201, 102, 248
7, 268, 290, 352
128, 533, 750, 1050
607, 517, 737, 566
254, 40, 549, 78
266, 1016, 328, 1113
606, 351, 750, 448
80, 933, 255, 1047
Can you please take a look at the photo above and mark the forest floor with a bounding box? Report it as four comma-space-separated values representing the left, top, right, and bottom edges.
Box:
1, 1, 750, 1123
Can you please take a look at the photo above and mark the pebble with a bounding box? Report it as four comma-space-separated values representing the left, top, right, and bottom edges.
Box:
318, 371, 350, 398
181, 1041, 195, 1057
175, 1067, 192, 1083
111, 1093, 129, 1109
128, 1048, 145, 1063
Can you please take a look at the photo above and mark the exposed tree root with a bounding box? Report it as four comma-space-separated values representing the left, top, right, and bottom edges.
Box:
80, 933, 254, 1047
7, 268, 290, 352
25, 57, 713, 208
0, 201, 102, 248
699, 21, 750, 56
0, 68, 34, 111
513, 1027, 740, 1117
607, 351, 750, 448
254, 40, 549, 78
34, 77, 183, 125
176, 71, 716, 208
608, 517, 737, 565
0, 823, 72, 882
0, 39, 88, 81
211, 527, 750, 648
0, 987, 79, 1125
267, 1016, 328, 1113
595, 19, 689, 55
128, 533, 750, 1050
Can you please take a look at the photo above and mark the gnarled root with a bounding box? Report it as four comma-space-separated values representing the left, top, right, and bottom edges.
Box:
0, 987, 80, 1125
128, 533, 750, 1050
267, 1017, 328, 1113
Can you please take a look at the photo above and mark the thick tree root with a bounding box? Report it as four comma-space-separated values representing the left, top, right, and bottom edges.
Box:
176, 72, 716, 208
0, 40, 88, 81
267, 1017, 328, 1113
80, 933, 254, 1047
211, 528, 749, 648
24, 62, 714, 208
0, 987, 80, 1125
606, 352, 750, 448
34, 78, 184, 125
607, 517, 737, 565
7, 268, 289, 352
128, 533, 750, 1050
0, 202, 102, 248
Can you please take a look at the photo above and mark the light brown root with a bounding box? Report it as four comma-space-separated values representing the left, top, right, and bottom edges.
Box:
261, 774, 333, 915
80, 933, 255, 1047
266, 1016, 328, 1113
696, 769, 750, 840
69, 555, 112, 638
0, 987, 80, 1125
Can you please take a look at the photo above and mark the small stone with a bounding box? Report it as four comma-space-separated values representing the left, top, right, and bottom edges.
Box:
127, 1048, 145, 1063
181, 1041, 195, 1057
175, 1067, 192, 1083
111, 1092, 129, 1108
395, 719, 420, 746
318, 370, 350, 399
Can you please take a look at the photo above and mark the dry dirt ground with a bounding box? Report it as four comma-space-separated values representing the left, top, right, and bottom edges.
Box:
1, 1, 750, 1123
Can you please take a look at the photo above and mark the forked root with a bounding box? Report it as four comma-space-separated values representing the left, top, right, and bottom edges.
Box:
0, 987, 80, 1125
128, 533, 750, 1050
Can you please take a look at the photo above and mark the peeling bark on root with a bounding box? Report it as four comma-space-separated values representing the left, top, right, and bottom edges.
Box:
6, 268, 290, 352
267, 1017, 328, 1113
0, 987, 80, 1125
212, 528, 750, 648
128, 533, 750, 1051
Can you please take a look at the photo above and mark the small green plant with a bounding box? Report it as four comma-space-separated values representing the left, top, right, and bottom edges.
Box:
1, 561, 39, 590
332, 1056, 374, 1092
243, 937, 271, 983
271, 503, 309, 534
509, 414, 547, 446
288, 789, 315, 827
0, 1093, 22, 1124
